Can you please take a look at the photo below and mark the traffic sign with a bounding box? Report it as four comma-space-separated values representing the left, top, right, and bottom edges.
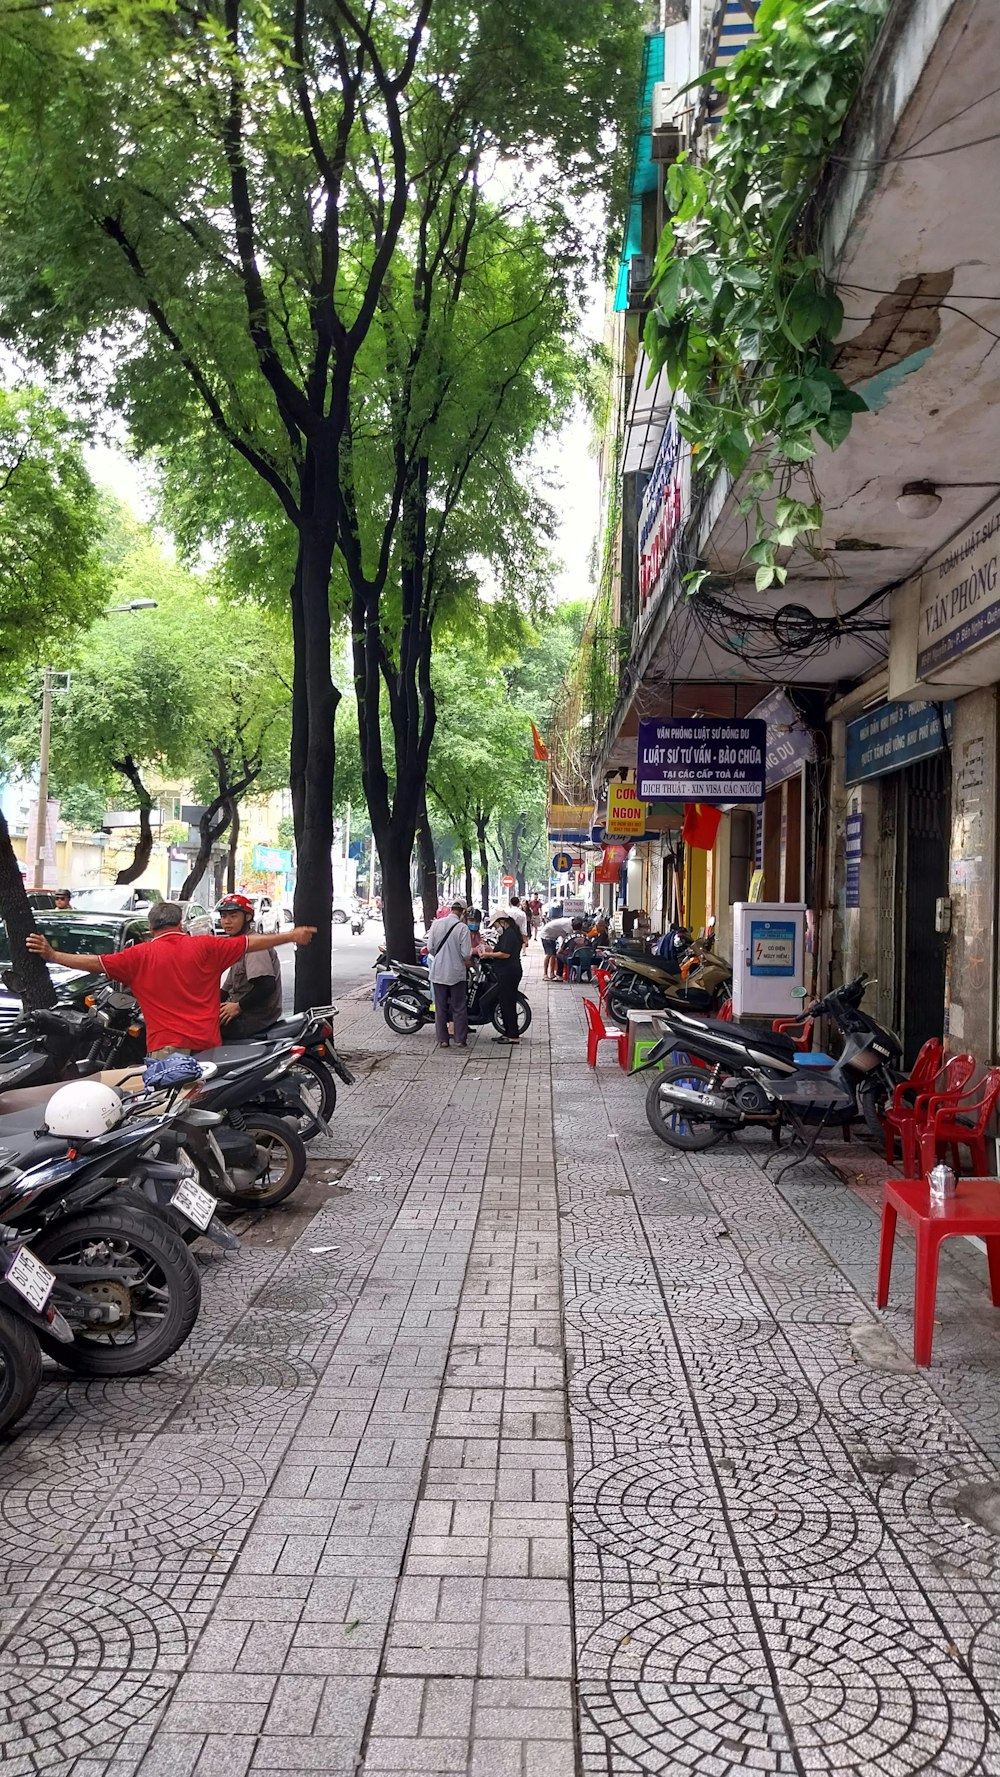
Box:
501, 873, 515, 887
551, 850, 573, 874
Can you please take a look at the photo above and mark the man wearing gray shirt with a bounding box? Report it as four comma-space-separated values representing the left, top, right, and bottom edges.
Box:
426, 901, 473, 1047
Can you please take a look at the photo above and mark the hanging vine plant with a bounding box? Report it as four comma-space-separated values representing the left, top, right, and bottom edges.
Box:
643, 0, 887, 594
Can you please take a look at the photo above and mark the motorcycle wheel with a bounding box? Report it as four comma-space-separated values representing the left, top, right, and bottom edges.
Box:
606, 989, 636, 1026
284, 1054, 337, 1138
224, 1111, 307, 1209
858, 1080, 888, 1143
33, 1204, 201, 1376
384, 991, 426, 1035
645, 1063, 728, 1151
0, 1306, 42, 1435
491, 994, 532, 1036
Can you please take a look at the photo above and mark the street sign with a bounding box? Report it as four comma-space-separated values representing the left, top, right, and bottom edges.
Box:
551, 850, 573, 874
501, 874, 515, 887
637, 718, 766, 803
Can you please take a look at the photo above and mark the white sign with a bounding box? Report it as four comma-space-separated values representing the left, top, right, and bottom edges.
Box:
917, 496, 1000, 678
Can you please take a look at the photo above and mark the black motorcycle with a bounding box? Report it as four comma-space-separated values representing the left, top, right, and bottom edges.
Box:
641, 975, 901, 1152
0, 1109, 203, 1375
380, 957, 531, 1038
0, 1234, 74, 1433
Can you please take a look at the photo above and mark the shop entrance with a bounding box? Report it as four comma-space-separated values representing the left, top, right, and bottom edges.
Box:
877, 753, 950, 1065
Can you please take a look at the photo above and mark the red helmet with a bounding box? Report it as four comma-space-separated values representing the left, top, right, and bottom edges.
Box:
218, 894, 254, 917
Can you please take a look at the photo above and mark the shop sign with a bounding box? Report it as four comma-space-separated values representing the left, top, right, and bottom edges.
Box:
844, 700, 952, 785
637, 414, 689, 628
917, 496, 1000, 678
606, 783, 647, 837
548, 802, 592, 839
636, 717, 766, 803
253, 844, 292, 872
845, 814, 862, 909
749, 918, 796, 978
746, 687, 816, 788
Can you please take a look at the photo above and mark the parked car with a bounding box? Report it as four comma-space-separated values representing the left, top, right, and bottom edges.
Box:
213, 893, 282, 934
0, 912, 150, 1031
73, 886, 212, 935
72, 885, 163, 915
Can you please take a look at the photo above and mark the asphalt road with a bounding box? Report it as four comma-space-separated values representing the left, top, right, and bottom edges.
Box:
278, 916, 385, 1011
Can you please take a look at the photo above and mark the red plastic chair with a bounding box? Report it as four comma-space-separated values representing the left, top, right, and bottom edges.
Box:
894, 1053, 975, 1177
583, 997, 628, 1069
772, 1015, 815, 1053
882, 1038, 945, 1163
593, 967, 612, 1014
917, 1066, 1000, 1178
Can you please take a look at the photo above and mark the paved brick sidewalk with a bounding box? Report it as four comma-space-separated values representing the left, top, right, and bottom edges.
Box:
1, 952, 999, 1775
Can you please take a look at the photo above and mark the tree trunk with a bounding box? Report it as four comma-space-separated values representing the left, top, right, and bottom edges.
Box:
111, 755, 154, 885
181, 807, 229, 902
416, 792, 438, 930
290, 521, 338, 1009
475, 808, 491, 912
377, 825, 415, 965
462, 843, 473, 908
226, 799, 240, 894
0, 808, 55, 1010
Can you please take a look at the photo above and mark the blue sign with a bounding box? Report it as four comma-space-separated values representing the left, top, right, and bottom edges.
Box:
845, 700, 952, 785
747, 688, 816, 788
749, 919, 796, 978
253, 844, 293, 873
845, 814, 863, 909
637, 718, 766, 803
551, 850, 573, 874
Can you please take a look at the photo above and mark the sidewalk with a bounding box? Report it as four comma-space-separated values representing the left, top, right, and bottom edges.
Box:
0, 950, 998, 1775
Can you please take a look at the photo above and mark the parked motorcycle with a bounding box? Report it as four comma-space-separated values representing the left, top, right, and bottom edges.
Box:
0, 1234, 74, 1433
641, 975, 901, 1152
0, 1081, 203, 1374
605, 945, 732, 1024
379, 957, 532, 1038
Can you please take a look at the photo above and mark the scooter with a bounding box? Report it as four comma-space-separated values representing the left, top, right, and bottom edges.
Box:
379, 956, 531, 1038
350, 910, 366, 936
605, 946, 732, 1024
640, 975, 901, 1152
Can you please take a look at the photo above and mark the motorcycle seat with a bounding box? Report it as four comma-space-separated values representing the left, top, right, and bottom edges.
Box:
196, 1042, 277, 1068
253, 1015, 308, 1040
664, 1011, 798, 1060
0, 1125, 71, 1165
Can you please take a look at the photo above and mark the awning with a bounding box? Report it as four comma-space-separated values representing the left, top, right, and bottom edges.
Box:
613, 32, 665, 313
623, 349, 674, 476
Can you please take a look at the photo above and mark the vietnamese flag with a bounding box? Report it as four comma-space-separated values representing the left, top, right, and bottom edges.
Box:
682, 802, 722, 850
530, 721, 548, 762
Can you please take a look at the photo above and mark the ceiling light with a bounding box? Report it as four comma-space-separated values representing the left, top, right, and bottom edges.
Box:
896, 481, 941, 519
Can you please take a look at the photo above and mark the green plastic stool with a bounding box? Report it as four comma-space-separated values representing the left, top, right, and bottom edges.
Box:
631, 1038, 664, 1073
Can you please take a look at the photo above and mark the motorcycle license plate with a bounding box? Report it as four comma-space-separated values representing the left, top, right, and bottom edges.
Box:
170, 1177, 218, 1231
6, 1245, 55, 1313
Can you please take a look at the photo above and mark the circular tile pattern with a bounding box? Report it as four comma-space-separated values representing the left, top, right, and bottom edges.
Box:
573, 1450, 883, 1582
568, 1360, 687, 1436
564, 1292, 672, 1339
581, 1592, 989, 1775
0, 1579, 185, 1772
564, 1241, 657, 1286
818, 1368, 963, 1450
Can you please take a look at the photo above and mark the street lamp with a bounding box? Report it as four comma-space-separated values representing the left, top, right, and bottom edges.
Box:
31, 598, 158, 888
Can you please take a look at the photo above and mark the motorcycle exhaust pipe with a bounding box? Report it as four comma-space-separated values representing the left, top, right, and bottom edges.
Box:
657, 1083, 740, 1121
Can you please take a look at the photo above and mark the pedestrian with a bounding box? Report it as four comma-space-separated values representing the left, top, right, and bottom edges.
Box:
217, 893, 282, 1037
507, 896, 529, 944
479, 911, 525, 1045
465, 908, 487, 956
541, 909, 576, 980
528, 893, 542, 936
426, 898, 472, 1048
54, 889, 72, 910
26, 900, 316, 1058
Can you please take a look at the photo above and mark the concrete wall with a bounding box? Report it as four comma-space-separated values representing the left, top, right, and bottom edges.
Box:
945, 687, 999, 1059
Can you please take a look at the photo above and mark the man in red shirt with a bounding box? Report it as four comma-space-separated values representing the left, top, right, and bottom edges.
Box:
26, 900, 316, 1056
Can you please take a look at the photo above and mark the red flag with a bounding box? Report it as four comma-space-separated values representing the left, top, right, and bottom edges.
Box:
681, 802, 722, 850
530, 721, 548, 762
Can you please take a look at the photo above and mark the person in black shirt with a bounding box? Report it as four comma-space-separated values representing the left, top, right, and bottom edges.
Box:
479, 912, 524, 1044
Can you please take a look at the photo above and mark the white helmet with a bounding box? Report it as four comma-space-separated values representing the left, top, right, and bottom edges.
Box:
44, 1082, 124, 1140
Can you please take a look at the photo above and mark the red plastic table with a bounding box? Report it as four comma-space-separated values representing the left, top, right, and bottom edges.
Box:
877, 1177, 1000, 1366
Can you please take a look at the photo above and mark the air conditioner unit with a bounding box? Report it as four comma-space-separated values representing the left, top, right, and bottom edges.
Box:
627, 254, 652, 308
650, 81, 685, 162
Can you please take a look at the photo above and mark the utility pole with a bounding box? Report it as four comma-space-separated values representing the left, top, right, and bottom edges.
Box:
31, 665, 53, 890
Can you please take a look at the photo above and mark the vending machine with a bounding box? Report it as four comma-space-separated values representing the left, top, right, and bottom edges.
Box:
731, 902, 808, 1018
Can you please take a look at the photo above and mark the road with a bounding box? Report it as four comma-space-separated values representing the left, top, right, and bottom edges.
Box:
278, 914, 385, 1010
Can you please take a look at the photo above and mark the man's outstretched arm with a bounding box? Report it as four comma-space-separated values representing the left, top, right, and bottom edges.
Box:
244, 926, 316, 953
26, 935, 103, 972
